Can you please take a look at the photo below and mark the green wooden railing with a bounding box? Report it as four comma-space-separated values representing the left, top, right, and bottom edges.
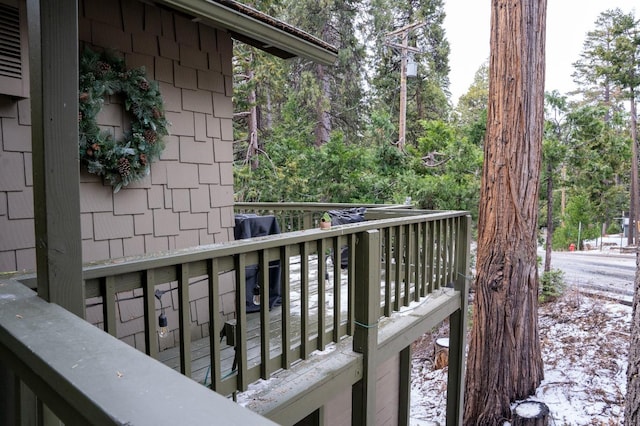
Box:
1, 203, 471, 425
0, 279, 277, 426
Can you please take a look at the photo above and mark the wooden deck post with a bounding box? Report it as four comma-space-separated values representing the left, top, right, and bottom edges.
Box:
352, 230, 380, 426
25, 2, 82, 424
28, 0, 84, 318
446, 214, 471, 425
398, 345, 412, 425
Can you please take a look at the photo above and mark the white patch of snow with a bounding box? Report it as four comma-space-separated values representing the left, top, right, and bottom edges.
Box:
410, 291, 631, 425
514, 401, 542, 417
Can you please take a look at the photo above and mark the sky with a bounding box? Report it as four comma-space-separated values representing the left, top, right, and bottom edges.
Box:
444, 0, 639, 104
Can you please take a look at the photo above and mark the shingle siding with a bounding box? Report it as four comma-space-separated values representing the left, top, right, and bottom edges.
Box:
1, 0, 237, 356
0, 1, 238, 261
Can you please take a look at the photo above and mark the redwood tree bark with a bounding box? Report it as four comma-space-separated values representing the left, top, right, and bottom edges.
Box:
464, 1, 546, 424
314, 62, 331, 147
626, 250, 640, 424
625, 89, 640, 425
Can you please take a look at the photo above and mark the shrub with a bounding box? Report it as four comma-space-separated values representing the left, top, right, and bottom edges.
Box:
539, 269, 565, 303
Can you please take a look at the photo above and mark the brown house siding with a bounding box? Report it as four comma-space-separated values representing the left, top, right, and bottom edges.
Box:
375, 353, 401, 425
0, 0, 236, 273
1, 0, 238, 350
322, 353, 401, 425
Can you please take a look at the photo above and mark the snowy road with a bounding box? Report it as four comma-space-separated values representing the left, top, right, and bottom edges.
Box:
542, 249, 635, 298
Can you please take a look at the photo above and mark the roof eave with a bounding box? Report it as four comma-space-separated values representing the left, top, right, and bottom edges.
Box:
158, 0, 338, 65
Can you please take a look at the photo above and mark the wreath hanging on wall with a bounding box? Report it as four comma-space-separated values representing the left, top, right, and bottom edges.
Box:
79, 48, 169, 192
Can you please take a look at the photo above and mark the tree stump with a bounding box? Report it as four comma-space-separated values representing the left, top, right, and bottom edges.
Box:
512, 401, 550, 426
434, 337, 449, 369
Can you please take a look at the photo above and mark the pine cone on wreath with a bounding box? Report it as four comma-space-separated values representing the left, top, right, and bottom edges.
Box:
118, 157, 132, 177
152, 107, 162, 119
139, 153, 147, 166
139, 79, 150, 91
79, 92, 90, 102
144, 129, 158, 145
97, 61, 111, 76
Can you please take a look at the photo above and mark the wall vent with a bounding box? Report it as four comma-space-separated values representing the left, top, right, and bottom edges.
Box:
0, 0, 29, 98
0, 3, 22, 79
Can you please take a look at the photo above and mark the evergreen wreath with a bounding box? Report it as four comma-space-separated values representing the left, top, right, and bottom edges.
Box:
79, 48, 169, 192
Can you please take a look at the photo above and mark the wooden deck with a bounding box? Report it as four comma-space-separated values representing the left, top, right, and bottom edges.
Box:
157, 253, 352, 387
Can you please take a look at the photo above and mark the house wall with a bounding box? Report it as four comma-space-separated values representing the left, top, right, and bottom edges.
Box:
375, 353, 400, 426
0, 0, 238, 349
322, 353, 401, 426
0, 0, 236, 273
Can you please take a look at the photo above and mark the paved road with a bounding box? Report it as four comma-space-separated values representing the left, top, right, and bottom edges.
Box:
541, 248, 636, 298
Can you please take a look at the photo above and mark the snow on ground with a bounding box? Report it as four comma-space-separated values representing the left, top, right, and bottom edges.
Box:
410, 289, 632, 425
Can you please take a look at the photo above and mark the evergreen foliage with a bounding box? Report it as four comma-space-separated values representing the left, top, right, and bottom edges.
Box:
539, 269, 565, 303
232, 1, 636, 239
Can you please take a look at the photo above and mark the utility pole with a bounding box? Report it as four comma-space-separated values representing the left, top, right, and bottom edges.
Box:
386, 22, 425, 151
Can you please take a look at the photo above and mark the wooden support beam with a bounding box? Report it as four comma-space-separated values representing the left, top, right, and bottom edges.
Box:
352, 230, 380, 426
398, 345, 411, 426
27, 0, 84, 318
446, 214, 471, 426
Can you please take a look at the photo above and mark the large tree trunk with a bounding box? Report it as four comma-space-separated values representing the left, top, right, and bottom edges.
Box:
464, 1, 546, 424
626, 250, 640, 424
314, 63, 331, 147
630, 90, 639, 246
625, 89, 640, 425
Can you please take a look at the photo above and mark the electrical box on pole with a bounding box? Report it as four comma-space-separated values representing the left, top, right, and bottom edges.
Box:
385, 22, 426, 151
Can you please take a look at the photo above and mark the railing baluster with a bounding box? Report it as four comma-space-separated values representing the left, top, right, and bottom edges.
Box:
403, 224, 412, 306
259, 250, 270, 379
384, 227, 393, 316
178, 263, 191, 377
420, 221, 428, 297
281, 245, 292, 369
235, 254, 249, 391
300, 242, 310, 359
207, 258, 222, 391
143, 269, 157, 358
412, 222, 420, 303
434, 220, 442, 290
347, 234, 356, 336
394, 226, 402, 311
443, 217, 450, 287
317, 238, 327, 351
447, 217, 455, 286
332, 236, 342, 342
427, 220, 435, 294
102, 276, 117, 337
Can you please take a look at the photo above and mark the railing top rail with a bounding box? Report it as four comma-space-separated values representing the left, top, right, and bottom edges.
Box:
82, 210, 470, 280
235, 201, 448, 212
234, 202, 396, 210
0, 279, 277, 426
